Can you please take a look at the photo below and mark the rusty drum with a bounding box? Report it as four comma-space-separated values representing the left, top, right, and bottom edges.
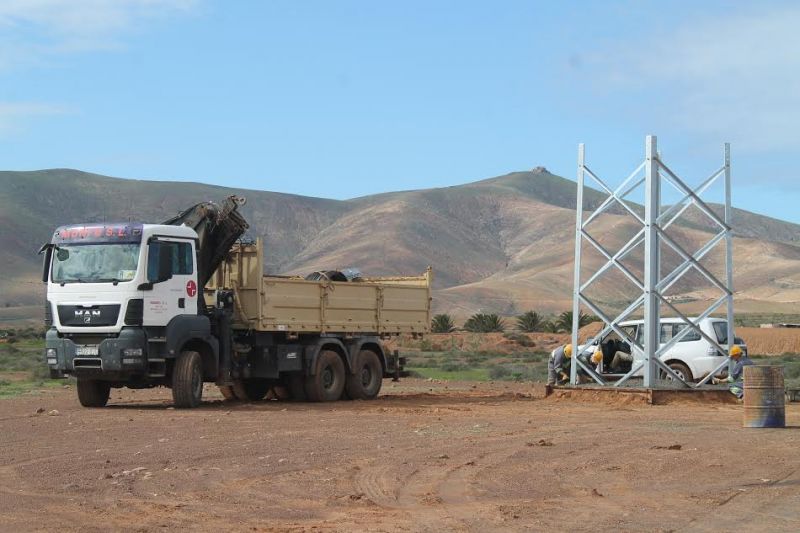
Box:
743, 365, 785, 428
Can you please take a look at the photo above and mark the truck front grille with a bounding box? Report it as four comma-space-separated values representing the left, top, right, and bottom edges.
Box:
57, 305, 120, 327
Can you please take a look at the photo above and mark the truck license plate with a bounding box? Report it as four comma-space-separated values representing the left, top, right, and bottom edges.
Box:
76, 345, 99, 356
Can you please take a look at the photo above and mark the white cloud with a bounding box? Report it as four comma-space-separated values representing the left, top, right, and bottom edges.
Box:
0, 102, 70, 135
587, 5, 800, 154
0, 0, 198, 68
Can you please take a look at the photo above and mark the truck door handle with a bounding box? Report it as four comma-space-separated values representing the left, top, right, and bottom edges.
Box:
178, 298, 185, 309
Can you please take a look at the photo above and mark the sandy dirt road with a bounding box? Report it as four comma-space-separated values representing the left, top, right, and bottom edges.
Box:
1, 379, 798, 532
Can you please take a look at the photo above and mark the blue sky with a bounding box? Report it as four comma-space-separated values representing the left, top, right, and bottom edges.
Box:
0, 1, 797, 221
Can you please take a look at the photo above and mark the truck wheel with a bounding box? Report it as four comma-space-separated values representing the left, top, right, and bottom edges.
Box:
172, 350, 203, 408
662, 362, 693, 383
77, 379, 110, 407
233, 379, 271, 401
345, 350, 383, 400
305, 350, 345, 402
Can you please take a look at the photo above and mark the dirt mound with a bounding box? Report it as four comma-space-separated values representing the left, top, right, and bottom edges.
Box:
547, 387, 650, 406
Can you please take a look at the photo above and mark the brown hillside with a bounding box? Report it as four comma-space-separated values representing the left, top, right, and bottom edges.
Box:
2, 167, 800, 323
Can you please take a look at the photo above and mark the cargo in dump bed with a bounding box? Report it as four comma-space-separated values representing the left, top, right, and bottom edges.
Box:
205, 240, 432, 335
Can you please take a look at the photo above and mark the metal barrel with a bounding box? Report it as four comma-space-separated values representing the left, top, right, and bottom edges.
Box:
743, 365, 785, 428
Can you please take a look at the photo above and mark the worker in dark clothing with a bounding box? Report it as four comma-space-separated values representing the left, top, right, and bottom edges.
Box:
547, 344, 572, 386
712, 345, 753, 399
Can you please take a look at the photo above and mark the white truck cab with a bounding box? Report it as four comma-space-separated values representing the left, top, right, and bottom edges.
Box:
45, 223, 199, 334
42, 222, 211, 395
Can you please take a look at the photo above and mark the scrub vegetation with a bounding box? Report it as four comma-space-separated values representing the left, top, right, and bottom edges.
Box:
405, 332, 551, 382
0, 328, 60, 398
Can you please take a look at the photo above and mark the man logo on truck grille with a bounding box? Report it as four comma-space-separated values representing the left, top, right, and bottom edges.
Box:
75, 309, 101, 324
186, 280, 197, 297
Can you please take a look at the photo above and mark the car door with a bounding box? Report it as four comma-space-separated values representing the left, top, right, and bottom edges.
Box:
670, 322, 706, 377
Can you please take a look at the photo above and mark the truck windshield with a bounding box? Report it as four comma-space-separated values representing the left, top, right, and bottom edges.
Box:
51, 243, 140, 284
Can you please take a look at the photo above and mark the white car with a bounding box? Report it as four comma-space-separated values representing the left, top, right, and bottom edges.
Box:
579, 317, 747, 383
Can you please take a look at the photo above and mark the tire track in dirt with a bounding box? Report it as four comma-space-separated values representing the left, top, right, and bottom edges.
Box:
353, 434, 534, 532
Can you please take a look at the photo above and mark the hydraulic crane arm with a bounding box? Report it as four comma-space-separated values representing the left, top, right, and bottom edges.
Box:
162, 195, 249, 288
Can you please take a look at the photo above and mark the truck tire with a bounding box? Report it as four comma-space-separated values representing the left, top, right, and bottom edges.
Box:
305, 349, 345, 402
172, 350, 203, 408
345, 350, 383, 400
77, 379, 110, 407
232, 379, 271, 401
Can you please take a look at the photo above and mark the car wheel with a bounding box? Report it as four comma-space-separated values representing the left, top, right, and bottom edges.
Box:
663, 362, 693, 383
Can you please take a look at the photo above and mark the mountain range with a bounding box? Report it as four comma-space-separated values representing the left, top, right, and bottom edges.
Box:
2, 167, 799, 322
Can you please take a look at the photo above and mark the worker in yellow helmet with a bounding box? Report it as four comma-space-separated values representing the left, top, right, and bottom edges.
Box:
711, 345, 752, 399
591, 349, 604, 369
547, 343, 572, 386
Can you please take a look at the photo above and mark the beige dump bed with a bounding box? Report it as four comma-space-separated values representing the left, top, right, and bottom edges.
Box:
205, 240, 431, 334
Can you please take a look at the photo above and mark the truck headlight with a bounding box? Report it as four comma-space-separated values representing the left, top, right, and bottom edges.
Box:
123, 348, 143, 357
46, 348, 57, 365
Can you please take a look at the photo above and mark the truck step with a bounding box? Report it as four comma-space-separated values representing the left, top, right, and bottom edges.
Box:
148, 337, 167, 343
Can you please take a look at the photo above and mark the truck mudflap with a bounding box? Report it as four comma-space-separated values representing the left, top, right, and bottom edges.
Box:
45, 327, 148, 379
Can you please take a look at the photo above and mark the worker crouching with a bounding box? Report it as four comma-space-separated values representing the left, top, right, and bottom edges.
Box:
547, 344, 572, 386
711, 345, 752, 399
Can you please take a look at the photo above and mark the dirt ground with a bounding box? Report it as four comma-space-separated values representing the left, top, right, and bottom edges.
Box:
1, 380, 799, 532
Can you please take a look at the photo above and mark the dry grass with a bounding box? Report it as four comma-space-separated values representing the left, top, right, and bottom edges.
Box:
736, 327, 800, 356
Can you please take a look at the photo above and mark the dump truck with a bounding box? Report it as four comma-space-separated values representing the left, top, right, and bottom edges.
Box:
40, 196, 431, 407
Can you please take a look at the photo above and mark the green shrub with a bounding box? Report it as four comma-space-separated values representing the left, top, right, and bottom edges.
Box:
503, 332, 535, 347
31, 365, 51, 381
784, 364, 800, 380
431, 314, 456, 333
464, 313, 506, 333
516, 311, 544, 332
418, 339, 434, 352
441, 361, 467, 372
554, 310, 597, 333
520, 351, 547, 363
489, 365, 512, 379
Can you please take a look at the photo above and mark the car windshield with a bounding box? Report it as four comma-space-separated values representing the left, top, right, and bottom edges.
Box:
51, 243, 140, 283
712, 321, 729, 344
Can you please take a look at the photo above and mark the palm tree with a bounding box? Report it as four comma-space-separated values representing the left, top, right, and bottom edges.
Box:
555, 310, 597, 333
540, 320, 559, 333
463, 313, 506, 333
516, 311, 543, 332
431, 314, 456, 333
